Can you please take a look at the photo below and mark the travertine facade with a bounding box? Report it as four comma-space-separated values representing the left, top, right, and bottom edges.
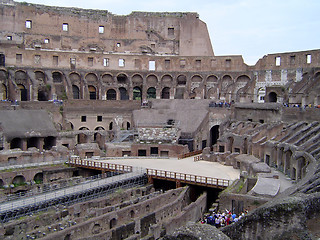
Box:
0, 0, 319, 106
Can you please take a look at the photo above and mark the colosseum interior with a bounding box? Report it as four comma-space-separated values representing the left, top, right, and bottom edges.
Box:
0, 0, 320, 239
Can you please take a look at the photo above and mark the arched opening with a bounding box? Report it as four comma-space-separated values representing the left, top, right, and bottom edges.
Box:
122, 121, 131, 130
146, 74, 157, 85
110, 218, 117, 229
18, 84, 27, 101
177, 75, 187, 85
102, 74, 113, 84
133, 86, 142, 100
52, 72, 62, 83
12, 175, 26, 186
117, 74, 128, 84
132, 74, 143, 85
268, 92, 277, 102
38, 86, 49, 101
27, 137, 39, 149
1, 83, 7, 100
130, 210, 135, 218
44, 136, 56, 150
88, 85, 97, 100
33, 172, 43, 184
210, 125, 219, 147
72, 85, 80, 99
10, 138, 23, 149
119, 87, 129, 100
78, 127, 89, 144
107, 89, 116, 100
161, 87, 170, 99
147, 87, 156, 99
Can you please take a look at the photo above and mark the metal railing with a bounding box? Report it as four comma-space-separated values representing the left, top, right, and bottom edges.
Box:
68, 157, 133, 173
146, 168, 230, 188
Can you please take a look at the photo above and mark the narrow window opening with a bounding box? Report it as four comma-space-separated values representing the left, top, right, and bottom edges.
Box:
53, 56, 58, 66
62, 23, 68, 32
70, 58, 76, 69
99, 26, 104, 33
88, 57, 93, 67
226, 59, 231, 68
34, 55, 41, 64
149, 60, 155, 71
306, 54, 311, 64
103, 58, 109, 67
25, 20, 32, 29
16, 54, 22, 64
275, 56, 281, 66
196, 59, 201, 68
97, 116, 102, 122
168, 27, 174, 36
119, 59, 125, 67
165, 59, 170, 69
81, 116, 86, 122
44, 38, 50, 44
180, 59, 186, 68
290, 55, 295, 65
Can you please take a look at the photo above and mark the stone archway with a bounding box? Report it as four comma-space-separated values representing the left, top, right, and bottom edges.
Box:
269, 92, 277, 102
133, 86, 142, 100
147, 87, 156, 99
72, 85, 80, 99
106, 89, 116, 100
161, 87, 170, 99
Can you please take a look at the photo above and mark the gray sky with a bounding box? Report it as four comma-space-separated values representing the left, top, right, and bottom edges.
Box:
16, 0, 320, 65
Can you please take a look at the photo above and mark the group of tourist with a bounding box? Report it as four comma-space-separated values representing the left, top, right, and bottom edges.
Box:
209, 101, 233, 108
200, 209, 248, 228
283, 103, 320, 108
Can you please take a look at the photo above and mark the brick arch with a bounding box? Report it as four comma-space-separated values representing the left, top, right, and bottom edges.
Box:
236, 74, 251, 82
69, 72, 81, 82
0, 69, 8, 81
161, 74, 173, 86
106, 88, 117, 100
191, 74, 203, 82
101, 72, 114, 85
207, 74, 218, 83
132, 73, 144, 85
52, 71, 64, 83
146, 74, 158, 86
177, 74, 187, 85
34, 70, 46, 84
117, 72, 129, 85
85, 72, 98, 83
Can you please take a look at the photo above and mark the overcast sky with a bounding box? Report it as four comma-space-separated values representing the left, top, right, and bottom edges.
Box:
16, 0, 319, 65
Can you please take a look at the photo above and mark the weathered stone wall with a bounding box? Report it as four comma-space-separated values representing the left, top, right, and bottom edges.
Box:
221, 193, 320, 240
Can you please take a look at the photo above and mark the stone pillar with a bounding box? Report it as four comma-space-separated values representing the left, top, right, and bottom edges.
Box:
22, 139, 27, 151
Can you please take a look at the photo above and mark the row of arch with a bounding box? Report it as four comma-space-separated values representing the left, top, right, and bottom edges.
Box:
0, 68, 254, 102
0, 172, 43, 188
222, 135, 309, 181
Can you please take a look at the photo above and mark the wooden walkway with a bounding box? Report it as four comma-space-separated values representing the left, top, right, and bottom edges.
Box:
68, 157, 230, 189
